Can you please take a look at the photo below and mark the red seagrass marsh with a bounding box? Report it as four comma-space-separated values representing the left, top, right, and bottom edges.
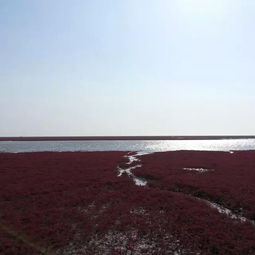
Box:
2, 0, 255, 254
1, 150, 255, 254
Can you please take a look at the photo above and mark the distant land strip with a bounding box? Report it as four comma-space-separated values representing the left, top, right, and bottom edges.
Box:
0, 136, 255, 141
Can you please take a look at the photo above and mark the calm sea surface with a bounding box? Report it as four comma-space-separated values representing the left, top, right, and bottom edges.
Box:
0, 139, 255, 153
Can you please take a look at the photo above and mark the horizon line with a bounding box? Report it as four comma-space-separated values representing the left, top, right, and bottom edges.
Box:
0, 136, 255, 141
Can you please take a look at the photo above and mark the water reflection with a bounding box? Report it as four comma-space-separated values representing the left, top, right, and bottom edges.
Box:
0, 139, 255, 153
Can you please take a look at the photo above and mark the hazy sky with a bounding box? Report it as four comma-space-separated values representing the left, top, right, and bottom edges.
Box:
1, 0, 255, 136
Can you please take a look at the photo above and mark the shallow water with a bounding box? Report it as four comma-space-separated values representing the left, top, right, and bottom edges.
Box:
117, 153, 147, 187
0, 139, 255, 153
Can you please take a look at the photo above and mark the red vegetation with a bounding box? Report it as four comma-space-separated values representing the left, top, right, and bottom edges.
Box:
0, 151, 255, 254
135, 151, 255, 220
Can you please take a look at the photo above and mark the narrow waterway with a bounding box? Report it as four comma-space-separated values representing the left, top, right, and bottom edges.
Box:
117, 152, 147, 186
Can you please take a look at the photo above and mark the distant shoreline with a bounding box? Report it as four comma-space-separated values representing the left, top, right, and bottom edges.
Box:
0, 136, 255, 141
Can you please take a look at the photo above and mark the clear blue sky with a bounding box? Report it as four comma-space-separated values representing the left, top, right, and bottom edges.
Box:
1, 0, 255, 136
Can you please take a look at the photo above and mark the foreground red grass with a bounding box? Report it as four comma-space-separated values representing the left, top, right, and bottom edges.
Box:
0, 151, 255, 254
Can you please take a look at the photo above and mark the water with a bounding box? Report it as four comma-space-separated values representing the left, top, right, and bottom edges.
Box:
117, 153, 147, 186
0, 139, 255, 153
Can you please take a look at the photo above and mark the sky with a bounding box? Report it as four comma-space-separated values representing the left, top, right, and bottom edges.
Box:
0, 0, 255, 136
